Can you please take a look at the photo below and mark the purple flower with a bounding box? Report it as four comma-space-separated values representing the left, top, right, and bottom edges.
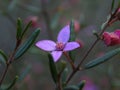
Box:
36, 25, 80, 62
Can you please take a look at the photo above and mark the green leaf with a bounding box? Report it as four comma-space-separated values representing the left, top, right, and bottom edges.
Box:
18, 65, 31, 82
64, 85, 79, 90
69, 20, 75, 41
85, 48, 120, 69
62, 68, 68, 84
51, 13, 61, 29
0, 50, 8, 63
8, 0, 18, 11
21, 21, 32, 39
48, 54, 58, 83
57, 60, 66, 74
77, 80, 86, 90
15, 29, 40, 59
16, 18, 22, 40
110, 0, 115, 13
3, 76, 19, 90
69, 20, 77, 62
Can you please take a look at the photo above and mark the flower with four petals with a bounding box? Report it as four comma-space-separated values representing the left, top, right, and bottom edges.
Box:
36, 25, 80, 62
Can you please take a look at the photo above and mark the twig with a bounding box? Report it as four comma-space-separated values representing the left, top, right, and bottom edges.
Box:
65, 19, 110, 85
63, 52, 75, 70
0, 41, 20, 87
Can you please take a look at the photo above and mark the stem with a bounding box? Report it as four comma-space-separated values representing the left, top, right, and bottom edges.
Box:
56, 74, 62, 90
65, 21, 110, 85
0, 64, 9, 86
0, 41, 20, 87
63, 52, 75, 70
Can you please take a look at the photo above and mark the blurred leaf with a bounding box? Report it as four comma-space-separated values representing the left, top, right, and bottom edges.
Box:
8, 0, 19, 11
85, 48, 120, 69
57, 60, 66, 74
1, 76, 19, 90
16, 18, 22, 40
21, 21, 32, 39
64, 85, 79, 90
0, 50, 8, 63
18, 4, 40, 13
51, 13, 61, 29
62, 68, 68, 85
48, 54, 58, 83
69, 20, 76, 62
15, 29, 40, 59
77, 80, 86, 90
18, 65, 31, 82
69, 20, 75, 41
110, 0, 115, 13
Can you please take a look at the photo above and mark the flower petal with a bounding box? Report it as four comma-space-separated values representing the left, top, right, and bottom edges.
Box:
35, 40, 56, 51
57, 25, 70, 43
64, 42, 80, 51
51, 51, 62, 62
102, 32, 120, 46
114, 29, 120, 38
102, 32, 111, 46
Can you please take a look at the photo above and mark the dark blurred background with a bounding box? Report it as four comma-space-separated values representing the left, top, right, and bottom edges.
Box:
0, 0, 120, 90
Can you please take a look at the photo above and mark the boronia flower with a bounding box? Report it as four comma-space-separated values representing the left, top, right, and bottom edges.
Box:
36, 25, 80, 62
102, 30, 120, 46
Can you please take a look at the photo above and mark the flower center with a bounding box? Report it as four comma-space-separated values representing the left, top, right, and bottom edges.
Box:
56, 42, 65, 51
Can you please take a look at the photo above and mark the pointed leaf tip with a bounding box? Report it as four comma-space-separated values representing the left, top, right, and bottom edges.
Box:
15, 29, 40, 59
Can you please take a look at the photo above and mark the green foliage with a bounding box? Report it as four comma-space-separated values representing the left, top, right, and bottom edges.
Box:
15, 29, 40, 59
16, 18, 22, 40
57, 60, 66, 74
0, 50, 8, 64
110, 0, 115, 13
61, 68, 68, 85
77, 80, 86, 90
21, 21, 32, 39
69, 20, 75, 41
64, 85, 79, 90
69, 20, 76, 62
48, 54, 58, 83
1, 76, 19, 90
85, 48, 120, 69
18, 65, 31, 82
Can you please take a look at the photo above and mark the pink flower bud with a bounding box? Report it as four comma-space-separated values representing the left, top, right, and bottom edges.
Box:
74, 20, 80, 33
24, 16, 40, 28
114, 29, 120, 38
102, 31, 120, 46
76, 39, 84, 48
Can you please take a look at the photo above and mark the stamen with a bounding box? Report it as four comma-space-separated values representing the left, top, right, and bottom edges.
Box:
56, 42, 65, 51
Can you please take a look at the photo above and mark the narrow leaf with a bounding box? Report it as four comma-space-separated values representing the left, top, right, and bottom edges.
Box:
69, 20, 76, 62
48, 54, 58, 83
57, 60, 66, 74
51, 13, 61, 29
77, 80, 86, 90
18, 65, 31, 82
110, 0, 115, 13
0, 50, 8, 63
85, 48, 120, 69
15, 29, 40, 59
62, 68, 68, 86
64, 85, 79, 90
16, 18, 22, 40
69, 20, 75, 41
21, 21, 32, 39
5, 76, 18, 90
